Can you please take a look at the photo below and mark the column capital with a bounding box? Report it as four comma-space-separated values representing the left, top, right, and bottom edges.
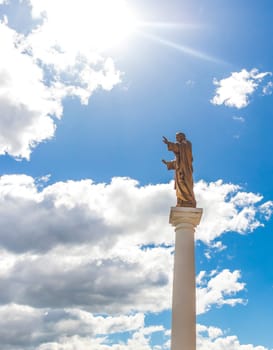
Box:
169, 207, 203, 229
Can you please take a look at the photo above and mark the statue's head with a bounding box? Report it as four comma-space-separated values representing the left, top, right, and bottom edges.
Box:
176, 132, 186, 142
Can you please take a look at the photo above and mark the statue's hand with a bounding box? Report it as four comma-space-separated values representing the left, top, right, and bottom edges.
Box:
162, 136, 169, 144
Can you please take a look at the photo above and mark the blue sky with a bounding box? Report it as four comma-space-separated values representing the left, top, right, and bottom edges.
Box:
0, 0, 272, 349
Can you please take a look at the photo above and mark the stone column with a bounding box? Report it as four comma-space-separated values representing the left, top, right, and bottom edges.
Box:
169, 207, 203, 350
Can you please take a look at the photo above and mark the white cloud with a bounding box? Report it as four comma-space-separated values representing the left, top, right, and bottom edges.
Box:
0, 1, 122, 159
197, 324, 269, 350
0, 302, 270, 350
0, 174, 270, 319
37, 337, 107, 350
0, 175, 175, 312
0, 176, 271, 253
0, 246, 172, 313
0, 305, 269, 350
0, 175, 174, 253
32, 324, 272, 350
195, 180, 272, 244
25, 0, 124, 104
259, 201, 273, 220
36, 331, 160, 350
0, 303, 168, 350
0, 250, 246, 318
0, 21, 58, 159
262, 81, 273, 95
211, 69, 271, 109
196, 269, 246, 315
0, 175, 270, 333
0, 304, 147, 349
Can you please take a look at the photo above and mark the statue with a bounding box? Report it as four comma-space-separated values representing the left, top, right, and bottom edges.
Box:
162, 132, 196, 208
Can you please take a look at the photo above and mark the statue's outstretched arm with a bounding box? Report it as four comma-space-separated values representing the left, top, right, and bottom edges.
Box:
162, 159, 176, 170
163, 136, 178, 153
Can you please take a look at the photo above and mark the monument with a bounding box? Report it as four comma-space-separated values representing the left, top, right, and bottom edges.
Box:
162, 132, 203, 350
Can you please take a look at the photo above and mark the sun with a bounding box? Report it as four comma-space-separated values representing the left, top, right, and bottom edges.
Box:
36, 0, 138, 53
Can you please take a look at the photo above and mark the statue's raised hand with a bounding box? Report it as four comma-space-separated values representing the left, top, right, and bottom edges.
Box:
162, 136, 169, 144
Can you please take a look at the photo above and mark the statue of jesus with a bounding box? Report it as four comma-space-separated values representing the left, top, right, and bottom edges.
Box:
162, 132, 196, 208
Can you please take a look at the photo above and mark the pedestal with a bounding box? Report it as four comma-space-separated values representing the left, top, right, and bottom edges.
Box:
169, 207, 203, 350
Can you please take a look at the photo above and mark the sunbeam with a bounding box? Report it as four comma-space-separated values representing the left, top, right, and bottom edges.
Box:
138, 31, 225, 64
139, 22, 201, 30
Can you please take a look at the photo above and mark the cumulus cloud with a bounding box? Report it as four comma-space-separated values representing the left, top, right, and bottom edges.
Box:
0, 175, 172, 314
35, 325, 271, 350
0, 247, 172, 313
0, 176, 271, 254
196, 269, 246, 314
0, 303, 169, 350
197, 324, 269, 350
211, 68, 272, 109
25, 0, 123, 104
0, 304, 269, 350
0, 175, 173, 252
37, 329, 164, 350
0, 304, 147, 349
0, 175, 263, 314
195, 179, 271, 244
0, 21, 58, 159
37, 331, 270, 350
0, 1, 121, 159
0, 175, 271, 347
0, 249, 245, 318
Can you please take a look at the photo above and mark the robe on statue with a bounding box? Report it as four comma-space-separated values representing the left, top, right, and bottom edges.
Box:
166, 140, 196, 208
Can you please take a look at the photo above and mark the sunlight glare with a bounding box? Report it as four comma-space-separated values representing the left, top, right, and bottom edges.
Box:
41, 0, 138, 52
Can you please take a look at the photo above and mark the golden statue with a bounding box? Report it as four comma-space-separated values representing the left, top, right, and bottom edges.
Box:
162, 132, 196, 208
